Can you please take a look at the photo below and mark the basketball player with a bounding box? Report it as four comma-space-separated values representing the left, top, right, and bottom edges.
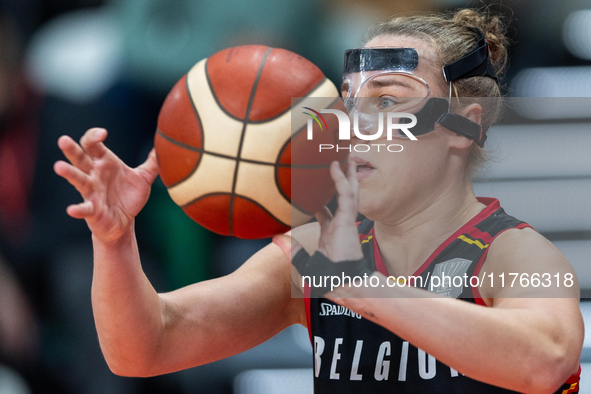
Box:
54, 8, 583, 393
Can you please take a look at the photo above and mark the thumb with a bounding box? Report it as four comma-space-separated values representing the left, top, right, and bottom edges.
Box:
136, 148, 159, 185
272, 234, 303, 260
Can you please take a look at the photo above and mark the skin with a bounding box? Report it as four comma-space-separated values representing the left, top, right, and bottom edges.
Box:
54, 35, 583, 393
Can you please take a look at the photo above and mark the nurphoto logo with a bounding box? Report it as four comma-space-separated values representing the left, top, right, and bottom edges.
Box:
302, 107, 418, 152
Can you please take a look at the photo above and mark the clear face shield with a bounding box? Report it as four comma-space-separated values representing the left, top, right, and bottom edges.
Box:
341, 28, 497, 147
342, 47, 431, 113
342, 47, 447, 139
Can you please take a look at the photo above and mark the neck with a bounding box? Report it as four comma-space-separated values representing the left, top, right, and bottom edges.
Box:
373, 176, 485, 277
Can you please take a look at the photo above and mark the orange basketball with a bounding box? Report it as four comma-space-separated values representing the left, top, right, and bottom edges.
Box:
154, 45, 347, 239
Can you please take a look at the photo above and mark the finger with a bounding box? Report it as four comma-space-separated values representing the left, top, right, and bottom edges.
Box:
57, 135, 93, 173
66, 200, 94, 219
330, 160, 350, 196
346, 159, 358, 186
272, 234, 303, 260
54, 160, 92, 196
314, 206, 333, 232
330, 161, 357, 215
80, 128, 108, 159
136, 148, 159, 185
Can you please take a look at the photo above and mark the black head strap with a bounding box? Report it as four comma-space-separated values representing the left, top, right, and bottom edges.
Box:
438, 27, 495, 147
442, 27, 497, 82
436, 113, 487, 147
399, 98, 488, 147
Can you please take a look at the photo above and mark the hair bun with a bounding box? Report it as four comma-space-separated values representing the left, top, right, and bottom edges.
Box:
452, 9, 508, 75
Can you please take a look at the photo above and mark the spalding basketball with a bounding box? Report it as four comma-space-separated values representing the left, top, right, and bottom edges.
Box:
154, 45, 346, 239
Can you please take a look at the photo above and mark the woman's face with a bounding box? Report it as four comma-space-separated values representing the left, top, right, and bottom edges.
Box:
349, 35, 467, 222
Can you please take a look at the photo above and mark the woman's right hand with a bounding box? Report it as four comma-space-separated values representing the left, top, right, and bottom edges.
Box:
54, 128, 159, 244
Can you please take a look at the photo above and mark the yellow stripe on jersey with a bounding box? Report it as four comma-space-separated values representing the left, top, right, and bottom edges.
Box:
457, 235, 489, 250
361, 234, 373, 244
562, 382, 578, 394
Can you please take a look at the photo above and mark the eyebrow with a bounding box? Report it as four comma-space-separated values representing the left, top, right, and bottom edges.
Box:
340, 76, 414, 95
366, 76, 413, 90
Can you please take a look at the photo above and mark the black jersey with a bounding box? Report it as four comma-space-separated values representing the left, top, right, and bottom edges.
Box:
304, 198, 580, 394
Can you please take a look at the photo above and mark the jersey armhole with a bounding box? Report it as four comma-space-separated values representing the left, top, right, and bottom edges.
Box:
471, 223, 533, 306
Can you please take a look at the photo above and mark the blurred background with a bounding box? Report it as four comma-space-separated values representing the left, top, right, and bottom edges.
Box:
0, 0, 590, 393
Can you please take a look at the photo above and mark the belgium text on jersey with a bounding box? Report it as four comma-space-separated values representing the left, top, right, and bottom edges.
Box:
313, 336, 460, 381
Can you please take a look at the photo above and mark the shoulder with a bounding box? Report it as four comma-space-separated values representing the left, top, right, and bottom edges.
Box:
481, 226, 579, 299
487, 227, 568, 271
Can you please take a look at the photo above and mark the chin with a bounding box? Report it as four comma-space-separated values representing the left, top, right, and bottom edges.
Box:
358, 198, 383, 222
359, 187, 404, 222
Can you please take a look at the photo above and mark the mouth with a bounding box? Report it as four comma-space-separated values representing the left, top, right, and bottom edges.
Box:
350, 156, 376, 174
356, 164, 374, 173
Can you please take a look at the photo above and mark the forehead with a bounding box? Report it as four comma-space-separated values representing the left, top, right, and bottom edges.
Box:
364, 35, 435, 53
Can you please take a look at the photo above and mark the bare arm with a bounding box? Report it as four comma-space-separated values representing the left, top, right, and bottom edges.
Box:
55, 128, 304, 377
92, 227, 304, 377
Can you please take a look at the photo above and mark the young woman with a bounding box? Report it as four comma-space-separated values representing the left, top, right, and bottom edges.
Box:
54, 8, 583, 393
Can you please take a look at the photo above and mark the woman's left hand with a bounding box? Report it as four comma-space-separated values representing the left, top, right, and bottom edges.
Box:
313, 159, 363, 262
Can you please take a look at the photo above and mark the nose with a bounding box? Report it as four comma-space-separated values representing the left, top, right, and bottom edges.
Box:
347, 108, 373, 140
350, 110, 385, 140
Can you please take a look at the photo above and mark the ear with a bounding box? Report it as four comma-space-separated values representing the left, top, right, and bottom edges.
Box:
460, 103, 482, 125
444, 103, 482, 149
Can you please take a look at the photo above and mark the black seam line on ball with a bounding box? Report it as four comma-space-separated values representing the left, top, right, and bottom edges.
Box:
247, 77, 328, 124
156, 130, 200, 188
158, 77, 206, 189
229, 47, 273, 236
185, 73, 205, 176
205, 57, 250, 123
180, 192, 290, 229
275, 137, 292, 204
203, 52, 325, 125
156, 129, 342, 169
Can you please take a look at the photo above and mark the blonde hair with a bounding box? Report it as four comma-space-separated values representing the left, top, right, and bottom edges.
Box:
365, 8, 509, 168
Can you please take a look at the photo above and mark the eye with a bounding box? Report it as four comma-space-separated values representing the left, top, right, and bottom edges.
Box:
377, 97, 396, 109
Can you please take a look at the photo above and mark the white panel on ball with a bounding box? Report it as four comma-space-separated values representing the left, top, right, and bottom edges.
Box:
240, 79, 339, 163
186, 59, 244, 158
168, 153, 236, 207
234, 161, 310, 226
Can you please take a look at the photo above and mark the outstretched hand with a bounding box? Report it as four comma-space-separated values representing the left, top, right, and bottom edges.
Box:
54, 128, 159, 243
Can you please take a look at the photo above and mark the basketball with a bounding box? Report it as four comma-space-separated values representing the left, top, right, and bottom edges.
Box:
154, 45, 347, 239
